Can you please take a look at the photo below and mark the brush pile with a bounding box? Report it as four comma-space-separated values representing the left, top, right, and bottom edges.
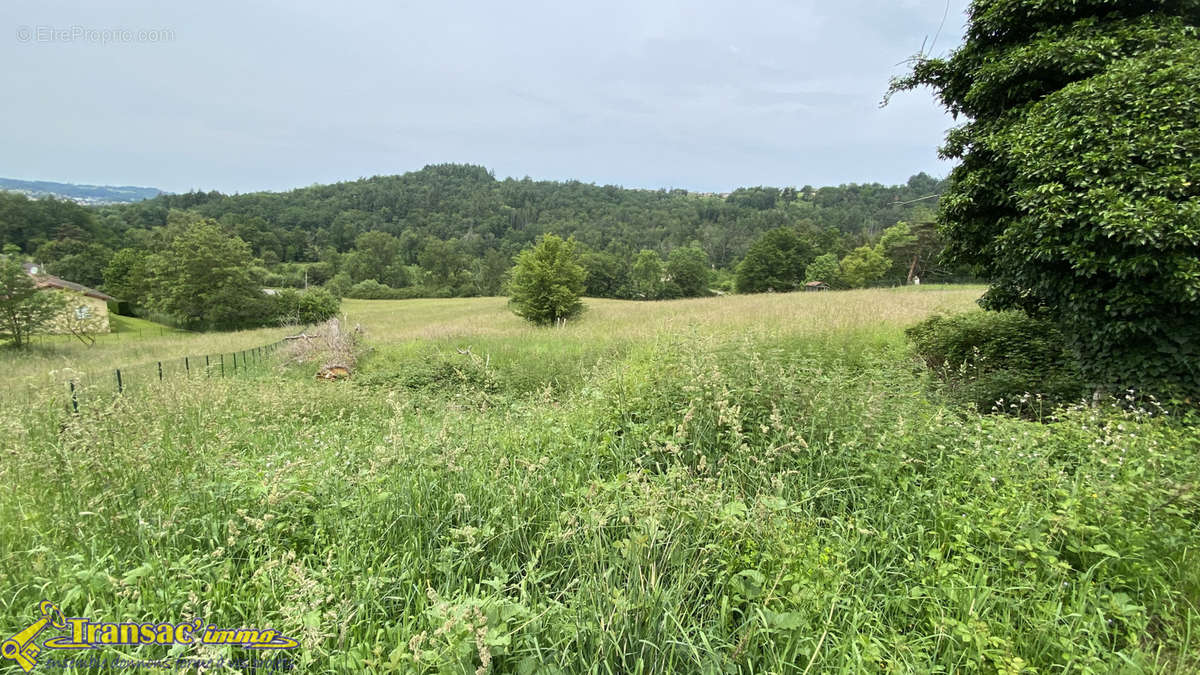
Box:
282, 317, 362, 380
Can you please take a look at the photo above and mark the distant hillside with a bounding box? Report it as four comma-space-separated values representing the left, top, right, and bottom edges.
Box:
2, 163, 953, 299
0, 177, 163, 205
102, 164, 945, 268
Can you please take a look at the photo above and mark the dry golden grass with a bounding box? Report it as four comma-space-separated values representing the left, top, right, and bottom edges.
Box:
342, 285, 983, 343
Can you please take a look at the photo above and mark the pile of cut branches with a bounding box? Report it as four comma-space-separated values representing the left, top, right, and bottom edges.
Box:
282, 317, 363, 380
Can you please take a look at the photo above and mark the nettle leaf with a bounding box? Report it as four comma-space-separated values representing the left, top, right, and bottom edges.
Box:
730, 569, 767, 600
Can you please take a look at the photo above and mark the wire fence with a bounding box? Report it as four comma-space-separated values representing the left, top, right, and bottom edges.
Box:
21, 325, 193, 347
3, 337, 292, 412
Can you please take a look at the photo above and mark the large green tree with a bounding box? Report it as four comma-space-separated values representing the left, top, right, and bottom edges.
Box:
0, 257, 68, 348
838, 245, 891, 289
880, 218, 943, 285
666, 245, 711, 297
580, 250, 630, 298
35, 239, 113, 289
892, 0, 1200, 398
508, 234, 587, 325
148, 221, 268, 329
735, 227, 814, 293
346, 231, 403, 285
805, 253, 840, 285
102, 248, 154, 306
630, 250, 666, 300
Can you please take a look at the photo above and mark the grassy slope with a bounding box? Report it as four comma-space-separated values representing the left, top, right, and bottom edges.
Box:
1, 316, 290, 400
2, 286, 1197, 673
108, 314, 187, 336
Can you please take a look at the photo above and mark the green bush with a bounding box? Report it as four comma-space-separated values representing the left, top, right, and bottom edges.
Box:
345, 279, 406, 299
356, 353, 497, 393
270, 288, 340, 326
907, 311, 1088, 414
324, 272, 352, 298
892, 3, 1200, 401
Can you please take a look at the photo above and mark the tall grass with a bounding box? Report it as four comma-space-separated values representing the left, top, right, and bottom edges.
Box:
342, 285, 983, 343
2, 286, 1196, 673
1, 320, 287, 388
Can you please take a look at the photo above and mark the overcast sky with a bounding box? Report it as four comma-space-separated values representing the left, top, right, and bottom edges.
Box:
2, 1, 969, 194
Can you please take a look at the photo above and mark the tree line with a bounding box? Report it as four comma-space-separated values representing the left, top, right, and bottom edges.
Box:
0, 166, 958, 315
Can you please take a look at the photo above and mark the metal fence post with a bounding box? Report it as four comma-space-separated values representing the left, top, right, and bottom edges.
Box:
220, 354, 224, 377
158, 361, 163, 381
185, 357, 190, 377
69, 381, 78, 413
116, 369, 123, 394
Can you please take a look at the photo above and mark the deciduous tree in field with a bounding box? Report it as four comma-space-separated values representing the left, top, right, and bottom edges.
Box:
580, 250, 629, 299
838, 245, 891, 289
880, 218, 942, 285
148, 221, 268, 330
666, 245, 711, 297
347, 231, 401, 285
509, 234, 587, 325
0, 257, 68, 348
805, 252, 840, 286
630, 249, 666, 300
735, 227, 814, 293
891, 0, 1200, 399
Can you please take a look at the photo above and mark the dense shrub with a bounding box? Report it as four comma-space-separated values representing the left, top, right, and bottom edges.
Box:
907, 311, 1088, 413
270, 288, 340, 326
892, 2, 1200, 401
356, 353, 497, 393
324, 272, 352, 298
345, 279, 407, 299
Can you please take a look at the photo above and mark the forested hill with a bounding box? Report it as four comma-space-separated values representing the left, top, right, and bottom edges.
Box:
1, 164, 947, 299
100, 164, 945, 267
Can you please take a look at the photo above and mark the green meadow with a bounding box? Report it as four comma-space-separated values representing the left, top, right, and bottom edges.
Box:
2, 287, 1197, 673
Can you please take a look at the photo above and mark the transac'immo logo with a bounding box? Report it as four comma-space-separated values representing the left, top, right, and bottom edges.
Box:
2, 600, 297, 672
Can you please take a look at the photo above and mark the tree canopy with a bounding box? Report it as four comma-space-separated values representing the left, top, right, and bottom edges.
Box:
735, 227, 814, 293
2, 166, 948, 303
892, 0, 1200, 399
666, 245, 711, 298
0, 257, 68, 348
148, 221, 270, 330
508, 234, 587, 325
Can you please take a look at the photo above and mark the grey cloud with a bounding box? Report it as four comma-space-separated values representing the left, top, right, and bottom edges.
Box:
0, 0, 969, 193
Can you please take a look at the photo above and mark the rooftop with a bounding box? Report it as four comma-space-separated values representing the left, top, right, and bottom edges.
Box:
22, 262, 117, 302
